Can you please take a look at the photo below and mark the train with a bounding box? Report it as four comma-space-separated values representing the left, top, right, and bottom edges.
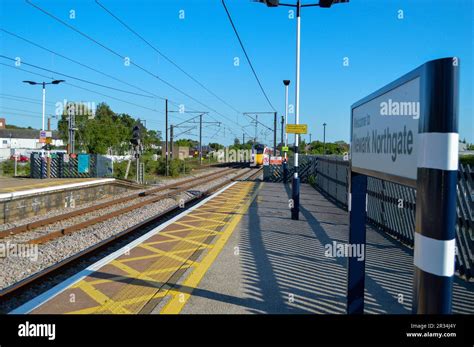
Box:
254, 144, 265, 166
250, 143, 286, 166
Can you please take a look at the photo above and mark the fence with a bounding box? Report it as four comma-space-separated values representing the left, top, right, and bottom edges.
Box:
313, 155, 473, 280
263, 155, 316, 183
265, 155, 473, 280
30, 152, 113, 179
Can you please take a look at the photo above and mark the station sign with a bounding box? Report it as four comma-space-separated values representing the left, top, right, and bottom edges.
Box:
78, 154, 90, 174
270, 156, 282, 165
351, 77, 420, 186
348, 58, 459, 314
45, 131, 53, 145
39, 130, 47, 143
286, 124, 307, 134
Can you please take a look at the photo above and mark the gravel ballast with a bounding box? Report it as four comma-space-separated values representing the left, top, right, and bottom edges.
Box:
0, 168, 254, 291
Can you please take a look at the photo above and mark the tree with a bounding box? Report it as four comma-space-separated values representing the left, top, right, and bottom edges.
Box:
209, 142, 224, 151
57, 102, 161, 155
175, 139, 198, 147
306, 140, 349, 155
5, 124, 33, 129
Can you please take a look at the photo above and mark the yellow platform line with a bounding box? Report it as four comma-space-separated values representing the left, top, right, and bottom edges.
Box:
146, 233, 214, 246
171, 222, 225, 235
92, 227, 215, 314
54, 181, 257, 314
86, 264, 193, 286
73, 281, 131, 314
184, 214, 228, 225
160, 182, 262, 314
136, 244, 203, 265
173, 220, 226, 230
162, 233, 215, 248
68, 243, 197, 313
67, 293, 155, 314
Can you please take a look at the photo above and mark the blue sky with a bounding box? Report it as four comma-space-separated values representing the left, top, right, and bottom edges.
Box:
0, 0, 472, 145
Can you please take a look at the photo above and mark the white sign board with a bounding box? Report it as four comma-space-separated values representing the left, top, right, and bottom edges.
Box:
351, 77, 420, 182
262, 154, 269, 166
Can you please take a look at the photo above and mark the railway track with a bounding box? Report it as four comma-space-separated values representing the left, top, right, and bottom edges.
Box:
245, 166, 263, 181
0, 166, 261, 300
0, 166, 238, 242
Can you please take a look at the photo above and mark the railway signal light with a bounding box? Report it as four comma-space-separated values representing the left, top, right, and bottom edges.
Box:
255, 0, 280, 7
319, 0, 349, 8
130, 125, 141, 146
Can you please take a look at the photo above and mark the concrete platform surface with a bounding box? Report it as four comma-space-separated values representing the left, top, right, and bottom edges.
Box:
13, 181, 473, 315
0, 177, 114, 195
179, 182, 474, 314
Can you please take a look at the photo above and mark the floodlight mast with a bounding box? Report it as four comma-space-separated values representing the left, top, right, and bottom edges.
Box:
254, 0, 349, 221
22, 79, 65, 131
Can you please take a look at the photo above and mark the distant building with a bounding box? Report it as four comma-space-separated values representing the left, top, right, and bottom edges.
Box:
0, 118, 5, 129
0, 128, 64, 149
161, 144, 189, 160
0, 128, 64, 160
459, 141, 474, 156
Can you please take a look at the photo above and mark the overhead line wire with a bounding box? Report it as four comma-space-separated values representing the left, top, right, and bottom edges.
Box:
221, 0, 276, 111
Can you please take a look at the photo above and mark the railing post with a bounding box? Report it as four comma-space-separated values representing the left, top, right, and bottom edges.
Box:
347, 171, 368, 314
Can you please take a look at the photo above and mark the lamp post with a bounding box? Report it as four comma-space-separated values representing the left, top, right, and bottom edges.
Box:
323, 122, 327, 154
23, 80, 65, 178
283, 79, 290, 184
283, 79, 290, 159
23, 80, 65, 131
255, 0, 349, 220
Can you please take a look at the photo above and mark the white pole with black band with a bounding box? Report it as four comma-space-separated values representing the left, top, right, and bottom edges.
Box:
413, 58, 459, 314
348, 57, 459, 314
291, 0, 301, 220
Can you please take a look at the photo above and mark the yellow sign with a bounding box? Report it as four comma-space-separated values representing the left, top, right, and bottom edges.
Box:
286, 124, 307, 134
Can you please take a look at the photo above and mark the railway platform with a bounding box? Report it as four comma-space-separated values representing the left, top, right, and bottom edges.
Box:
11, 181, 474, 314
0, 177, 127, 224
0, 177, 115, 196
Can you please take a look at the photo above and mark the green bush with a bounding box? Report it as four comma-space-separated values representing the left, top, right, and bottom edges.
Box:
459, 155, 474, 166
0, 160, 30, 177
113, 157, 192, 180
144, 160, 158, 175
113, 160, 131, 179
168, 159, 181, 177
1, 160, 14, 176
19, 162, 30, 176
308, 174, 316, 186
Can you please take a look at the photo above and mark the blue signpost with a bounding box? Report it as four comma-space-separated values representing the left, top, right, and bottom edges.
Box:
78, 154, 90, 174
347, 58, 459, 314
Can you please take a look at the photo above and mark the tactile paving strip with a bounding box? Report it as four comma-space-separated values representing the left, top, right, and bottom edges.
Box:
30, 181, 260, 314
